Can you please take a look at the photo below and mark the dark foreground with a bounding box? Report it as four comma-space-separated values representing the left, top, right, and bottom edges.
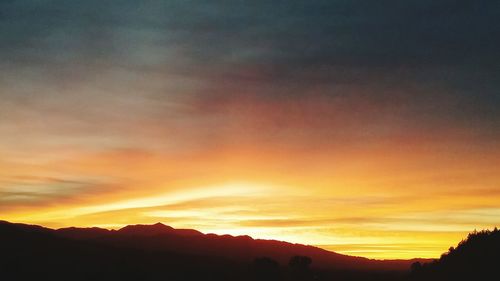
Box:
0, 220, 498, 281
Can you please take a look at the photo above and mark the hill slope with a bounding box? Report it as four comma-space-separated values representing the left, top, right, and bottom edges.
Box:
410, 228, 500, 280
0, 221, 417, 268
0, 220, 424, 281
57, 222, 416, 270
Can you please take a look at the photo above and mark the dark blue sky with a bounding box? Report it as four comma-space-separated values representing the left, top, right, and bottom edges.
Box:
1, 0, 499, 133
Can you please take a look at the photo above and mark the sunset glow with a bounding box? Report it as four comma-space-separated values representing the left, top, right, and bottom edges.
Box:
1, 1, 499, 260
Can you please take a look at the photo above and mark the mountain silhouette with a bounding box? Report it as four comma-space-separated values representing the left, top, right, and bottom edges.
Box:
0, 220, 432, 281
116, 223, 203, 237
52, 221, 419, 271
56, 226, 111, 240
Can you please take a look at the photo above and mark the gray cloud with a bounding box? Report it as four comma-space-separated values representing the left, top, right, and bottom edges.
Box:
2, 1, 498, 69
0, 0, 498, 148
0, 175, 115, 209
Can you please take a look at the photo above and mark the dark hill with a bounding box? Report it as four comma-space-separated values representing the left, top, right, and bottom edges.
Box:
410, 228, 500, 280
51, 221, 416, 271
0, 220, 240, 281
56, 226, 111, 239
0, 220, 427, 281
116, 222, 203, 237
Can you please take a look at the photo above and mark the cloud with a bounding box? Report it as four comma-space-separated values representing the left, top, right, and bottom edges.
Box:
1, 0, 498, 146
0, 175, 115, 209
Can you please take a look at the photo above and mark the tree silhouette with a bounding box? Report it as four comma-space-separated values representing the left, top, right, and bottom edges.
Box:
289, 256, 312, 280
251, 257, 280, 281
410, 261, 422, 276
411, 228, 500, 280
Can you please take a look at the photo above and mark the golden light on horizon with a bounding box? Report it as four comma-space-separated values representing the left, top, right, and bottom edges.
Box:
3, 173, 499, 259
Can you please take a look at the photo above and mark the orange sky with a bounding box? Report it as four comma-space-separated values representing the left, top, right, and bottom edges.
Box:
2, 118, 499, 258
1, 1, 500, 259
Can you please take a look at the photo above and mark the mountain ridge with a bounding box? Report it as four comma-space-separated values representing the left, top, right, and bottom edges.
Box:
0, 220, 426, 271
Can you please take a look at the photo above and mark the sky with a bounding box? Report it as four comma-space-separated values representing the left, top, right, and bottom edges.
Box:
1, 0, 499, 259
